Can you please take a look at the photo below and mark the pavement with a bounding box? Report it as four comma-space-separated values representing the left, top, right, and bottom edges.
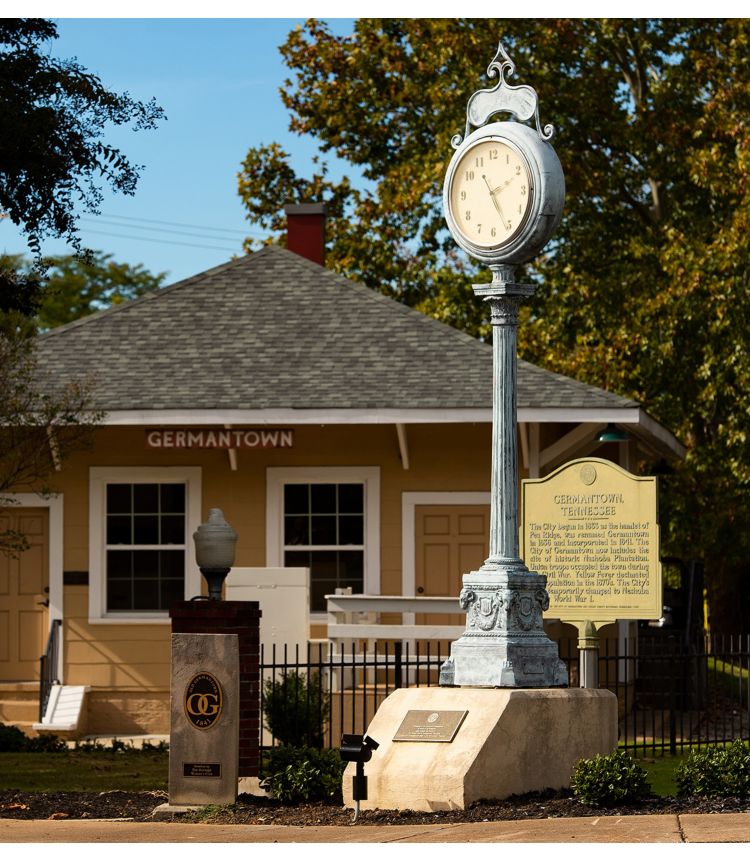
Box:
0, 812, 748, 842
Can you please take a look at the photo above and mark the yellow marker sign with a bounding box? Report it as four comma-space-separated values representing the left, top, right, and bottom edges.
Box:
521, 458, 662, 623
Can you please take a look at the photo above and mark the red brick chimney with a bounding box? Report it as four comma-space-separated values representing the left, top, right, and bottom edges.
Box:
284, 203, 327, 266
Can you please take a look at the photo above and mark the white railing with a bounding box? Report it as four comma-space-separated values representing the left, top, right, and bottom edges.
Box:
325, 593, 466, 645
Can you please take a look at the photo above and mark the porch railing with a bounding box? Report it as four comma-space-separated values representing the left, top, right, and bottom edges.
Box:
38, 618, 62, 722
326, 593, 465, 644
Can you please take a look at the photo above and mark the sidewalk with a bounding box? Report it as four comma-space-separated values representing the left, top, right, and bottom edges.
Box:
1, 812, 748, 842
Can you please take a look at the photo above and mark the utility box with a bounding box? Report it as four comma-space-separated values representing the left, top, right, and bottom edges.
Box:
226, 567, 309, 659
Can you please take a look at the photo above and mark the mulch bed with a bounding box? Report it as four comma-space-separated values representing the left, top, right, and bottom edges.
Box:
2, 788, 749, 825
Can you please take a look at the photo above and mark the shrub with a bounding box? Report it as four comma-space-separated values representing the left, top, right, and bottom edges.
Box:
27, 732, 66, 752
0, 723, 65, 752
675, 741, 750, 799
571, 749, 651, 807
259, 746, 345, 803
262, 671, 328, 747
0, 722, 29, 752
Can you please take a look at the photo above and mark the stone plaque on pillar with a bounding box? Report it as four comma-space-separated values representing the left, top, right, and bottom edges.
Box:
169, 633, 239, 806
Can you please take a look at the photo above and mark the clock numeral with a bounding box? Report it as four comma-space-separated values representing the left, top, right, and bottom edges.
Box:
515, 165, 521, 175
489, 149, 498, 160
465, 170, 475, 181
491, 227, 497, 237
521, 185, 527, 196
477, 223, 482, 234
460, 190, 466, 201
518, 204, 523, 214
465, 210, 471, 222
506, 154, 510, 164
507, 220, 513, 230
475, 156, 484, 167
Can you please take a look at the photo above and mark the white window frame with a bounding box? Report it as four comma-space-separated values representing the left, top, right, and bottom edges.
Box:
88, 466, 202, 624
266, 466, 380, 620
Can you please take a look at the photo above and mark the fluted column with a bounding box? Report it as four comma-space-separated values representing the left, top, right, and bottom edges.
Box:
439, 264, 567, 688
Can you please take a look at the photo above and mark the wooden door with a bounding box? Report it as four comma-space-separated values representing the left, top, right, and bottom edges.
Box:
0, 508, 49, 681
415, 505, 489, 626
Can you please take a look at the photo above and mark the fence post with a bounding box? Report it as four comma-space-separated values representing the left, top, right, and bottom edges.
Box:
669, 637, 684, 755
394, 641, 403, 690
578, 620, 599, 689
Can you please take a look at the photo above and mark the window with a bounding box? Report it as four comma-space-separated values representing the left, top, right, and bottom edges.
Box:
267, 467, 380, 616
283, 483, 364, 612
89, 467, 201, 622
105, 483, 186, 612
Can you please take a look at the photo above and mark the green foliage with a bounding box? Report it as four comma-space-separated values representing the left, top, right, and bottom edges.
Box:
675, 740, 750, 799
239, 19, 750, 632
571, 750, 651, 807
262, 671, 329, 747
0, 723, 66, 752
260, 746, 345, 803
1, 253, 166, 331
0, 19, 164, 261
0, 723, 30, 752
35, 253, 166, 329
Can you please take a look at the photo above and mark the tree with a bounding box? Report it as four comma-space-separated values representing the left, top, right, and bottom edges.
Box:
1, 252, 167, 330
0, 320, 102, 555
0, 18, 164, 313
238, 19, 750, 632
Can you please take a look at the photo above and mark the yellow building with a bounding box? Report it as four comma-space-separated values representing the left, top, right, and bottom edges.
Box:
1, 225, 684, 736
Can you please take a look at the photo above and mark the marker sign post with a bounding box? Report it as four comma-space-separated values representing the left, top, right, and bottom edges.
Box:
521, 458, 662, 624
520, 457, 662, 686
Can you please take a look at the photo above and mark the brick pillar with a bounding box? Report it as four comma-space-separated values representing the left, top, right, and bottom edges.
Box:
170, 600, 261, 778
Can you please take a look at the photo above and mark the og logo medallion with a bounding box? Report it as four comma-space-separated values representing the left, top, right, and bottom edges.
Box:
184, 672, 223, 730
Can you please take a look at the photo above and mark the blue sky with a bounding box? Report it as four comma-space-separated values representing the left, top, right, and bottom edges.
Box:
1, 17, 356, 283
2, 9, 709, 284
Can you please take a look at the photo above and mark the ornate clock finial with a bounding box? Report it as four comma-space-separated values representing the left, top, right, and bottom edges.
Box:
451, 42, 554, 149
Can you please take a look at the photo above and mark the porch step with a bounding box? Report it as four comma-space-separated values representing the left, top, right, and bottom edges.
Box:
33, 685, 90, 734
0, 682, 40, 732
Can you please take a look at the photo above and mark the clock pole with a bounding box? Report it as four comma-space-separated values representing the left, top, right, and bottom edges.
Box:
439, 46, 567, 688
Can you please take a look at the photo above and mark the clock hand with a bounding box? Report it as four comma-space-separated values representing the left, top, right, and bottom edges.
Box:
483, 175, 510, 230
491, 176, 516, 195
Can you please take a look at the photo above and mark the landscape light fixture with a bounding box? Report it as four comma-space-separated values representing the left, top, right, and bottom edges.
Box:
340, 733, 380, 823
193, 508, 237, 600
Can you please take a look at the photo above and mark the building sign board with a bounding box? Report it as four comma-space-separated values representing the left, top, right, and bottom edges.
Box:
146, 429, 294, 449
520, 458, 662, 623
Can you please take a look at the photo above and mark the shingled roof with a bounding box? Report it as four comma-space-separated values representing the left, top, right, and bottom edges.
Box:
35, 246, 636, 413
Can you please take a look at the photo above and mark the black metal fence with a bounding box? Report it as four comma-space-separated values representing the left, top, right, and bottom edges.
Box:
259, 633, 750, 759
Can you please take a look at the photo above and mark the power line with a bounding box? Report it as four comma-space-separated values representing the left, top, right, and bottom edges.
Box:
80, 217, 246, 244
98, 211, 268, 239
79, 227, 240, 254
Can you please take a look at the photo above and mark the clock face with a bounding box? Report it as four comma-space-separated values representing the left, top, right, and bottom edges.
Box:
449, 139, 532, 249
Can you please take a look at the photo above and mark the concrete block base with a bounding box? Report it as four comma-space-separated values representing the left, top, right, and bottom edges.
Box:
343, 687, 617, 812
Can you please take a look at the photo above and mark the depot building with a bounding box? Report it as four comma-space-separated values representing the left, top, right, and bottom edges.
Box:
0, 206, 684, 737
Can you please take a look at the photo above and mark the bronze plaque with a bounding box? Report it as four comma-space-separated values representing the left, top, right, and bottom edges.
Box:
393, 709, 468, 743
183, 762, 222, 778
521, 457, 662, 623
184, 672, 223, 730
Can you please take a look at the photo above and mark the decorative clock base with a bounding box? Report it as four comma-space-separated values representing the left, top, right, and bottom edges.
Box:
439, 565, 568, 688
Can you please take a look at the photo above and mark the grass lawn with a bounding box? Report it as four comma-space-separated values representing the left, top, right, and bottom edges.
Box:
636, 754, 686, 797
0, 749, 168, 792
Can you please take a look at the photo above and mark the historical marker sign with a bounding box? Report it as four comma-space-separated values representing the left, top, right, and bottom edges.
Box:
521, 458, 662, 623
393, 710, 468, 743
